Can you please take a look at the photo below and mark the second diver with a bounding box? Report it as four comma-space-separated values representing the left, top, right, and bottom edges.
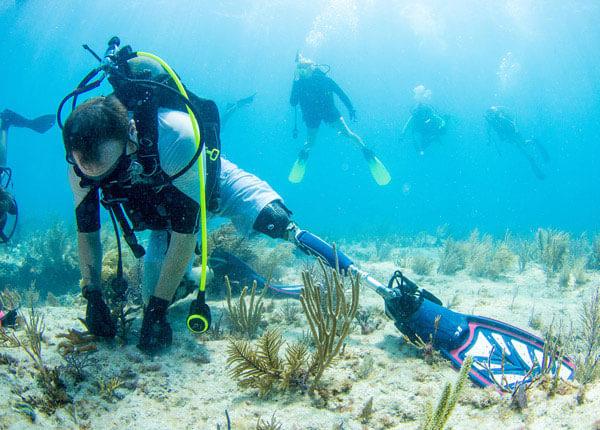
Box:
288, 55, 391, 186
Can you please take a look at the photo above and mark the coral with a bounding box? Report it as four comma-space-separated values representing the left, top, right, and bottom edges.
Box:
527, 307, 542, 330
575, 288, 600, 385
437, 239, 466, 275
0, 287, 21, 310
358, 396, 374, 424
226, 277, 267, 339
56, 329, 97, 383
394, 248, 410, 269
536, 228, 570, 275
228, 263, 359, 395
512, 237, 537, 273
421, 356, 473, 430
209, 223, 257, 264
589, 234, 600, 269
402, 315, 443, 365
227, 329, 308, 396
278, 300, 300, 325
354, 306, 382, 335
56, 329, 97, 355
558, 265, 572, 289
466, 231, 515, 279
411, 254, 435, 276
253, 242, 296, 283
105, 279, 142, 346
572, 258, 589, 285
356, 355, 374, 379
0, 351, 18, 365
97, 376, 124, 401
203, 307, 226, 341
300, 261, 359, 388
18, 223, 80, 296
256, 414, 283, 430
45, 291, 60, 306
13, 402, 37, 422
1, 307, 70, 412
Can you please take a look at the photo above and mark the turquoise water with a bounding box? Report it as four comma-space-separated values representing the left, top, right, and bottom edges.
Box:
1, 1, 599, 238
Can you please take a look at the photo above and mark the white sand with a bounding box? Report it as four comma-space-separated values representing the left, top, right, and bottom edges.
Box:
1, 245, 599, 430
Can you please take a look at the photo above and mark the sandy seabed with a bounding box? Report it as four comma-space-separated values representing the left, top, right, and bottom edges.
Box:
1, 244, 600, 430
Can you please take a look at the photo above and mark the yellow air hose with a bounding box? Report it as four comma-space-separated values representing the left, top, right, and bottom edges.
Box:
136, 52, 209, 331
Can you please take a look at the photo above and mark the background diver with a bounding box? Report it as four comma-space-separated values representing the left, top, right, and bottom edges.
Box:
288, 54, 390, 186
485, 105, 549, 180
400, 85, 448, 155
0, 109, 55, 243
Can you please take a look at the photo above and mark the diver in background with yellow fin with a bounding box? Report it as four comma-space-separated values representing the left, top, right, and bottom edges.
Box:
288, 54, 391, 186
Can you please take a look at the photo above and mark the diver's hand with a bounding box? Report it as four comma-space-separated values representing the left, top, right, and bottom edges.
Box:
83, 289, 116, 338
349, 109, 357, 122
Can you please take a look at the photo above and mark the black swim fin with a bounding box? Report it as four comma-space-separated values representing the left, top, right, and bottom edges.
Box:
0, 109, 55, 133
384, 271, 575, 390
209, 249, 303, 297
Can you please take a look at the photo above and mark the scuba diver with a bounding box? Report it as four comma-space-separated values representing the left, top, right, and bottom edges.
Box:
221, 93, 257, 128
63, 94, 293, 353
485, 106, 549, 180
288, 54, 390, 186
59, 42, 306, 353
0, 109, 55, 242
401, 85, 448, 155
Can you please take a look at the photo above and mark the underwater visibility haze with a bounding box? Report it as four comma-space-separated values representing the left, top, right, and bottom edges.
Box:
1, 1, 600, 429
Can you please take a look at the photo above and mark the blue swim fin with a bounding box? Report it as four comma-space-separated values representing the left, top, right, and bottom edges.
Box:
209, 249, 303, 297
385, 272, 575, 390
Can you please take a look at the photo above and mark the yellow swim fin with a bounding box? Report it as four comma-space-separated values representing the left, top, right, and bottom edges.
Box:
362, 147, 391, 186
288, 156, 308, 183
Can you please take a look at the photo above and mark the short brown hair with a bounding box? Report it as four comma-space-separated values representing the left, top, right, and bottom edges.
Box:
62, 95, 129, 164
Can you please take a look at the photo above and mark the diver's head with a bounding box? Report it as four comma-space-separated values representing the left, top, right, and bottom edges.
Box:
296, 54, 316, 79
413, 84, 432, 103
63, 96, 137, 182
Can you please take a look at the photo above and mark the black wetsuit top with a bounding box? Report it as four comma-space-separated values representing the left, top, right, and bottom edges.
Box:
289, 70, 354, 128
411, 103, 445, 135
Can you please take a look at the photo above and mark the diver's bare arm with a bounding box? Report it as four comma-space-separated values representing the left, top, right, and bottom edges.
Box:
153, 231, 196, 302
77, 231, 103, 290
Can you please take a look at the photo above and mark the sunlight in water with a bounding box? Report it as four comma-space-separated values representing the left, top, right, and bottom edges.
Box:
305, 0, 359, 48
